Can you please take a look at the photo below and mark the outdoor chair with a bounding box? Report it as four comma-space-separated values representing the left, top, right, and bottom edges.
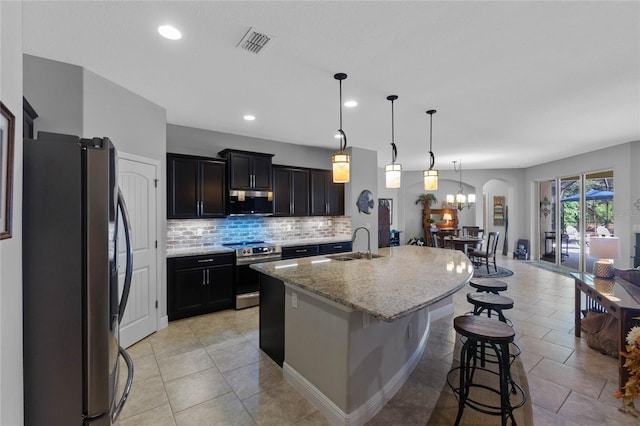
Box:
470, 231, 500, 274
596, 225, 611, 237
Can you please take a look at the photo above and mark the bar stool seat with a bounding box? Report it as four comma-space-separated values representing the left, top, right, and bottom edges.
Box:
448, 315, 526, 425
470, 280, 508, 294
467, 292, 514, 324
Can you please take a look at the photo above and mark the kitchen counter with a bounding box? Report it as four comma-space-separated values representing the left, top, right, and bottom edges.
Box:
251, 245, 473, 321
166, 236, 351, 258
252, 245, 473, 424
166, 245, 233, 258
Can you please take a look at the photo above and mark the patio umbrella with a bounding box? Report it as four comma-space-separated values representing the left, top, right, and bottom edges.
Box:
560, 189, 614, 226
560, 189, 614, 202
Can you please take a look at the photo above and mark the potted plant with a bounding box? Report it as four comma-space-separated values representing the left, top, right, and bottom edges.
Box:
415, 193, 438, 209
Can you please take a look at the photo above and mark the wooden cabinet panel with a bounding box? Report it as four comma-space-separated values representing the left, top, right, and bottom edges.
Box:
220, 150, 273, 190
167, 154, 226, 219
273, 167, 291, 216
200, 160, 226, 217
168, 155, 199, 217
282, 244, 320, 260
168, 253, 235, 321
273, 166, 309, 216
253, 155, 273, 189
291, 169, 310, 216
310, 169, 344, 216
318, 241, 352, 254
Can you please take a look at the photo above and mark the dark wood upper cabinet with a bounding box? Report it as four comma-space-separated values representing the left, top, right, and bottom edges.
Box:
310, 169, 344, 216
167, 154, 226, 219
219, 149, 273, 191
273, 166, 309, 216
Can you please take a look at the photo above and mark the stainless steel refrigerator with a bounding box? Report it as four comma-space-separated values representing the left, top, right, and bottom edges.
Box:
23, 132, 134, 425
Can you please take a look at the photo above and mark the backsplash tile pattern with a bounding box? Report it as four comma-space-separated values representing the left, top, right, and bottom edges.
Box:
167, 216, 352, 249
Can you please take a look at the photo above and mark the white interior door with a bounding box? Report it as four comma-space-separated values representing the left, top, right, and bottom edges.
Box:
118, 155, 158, 348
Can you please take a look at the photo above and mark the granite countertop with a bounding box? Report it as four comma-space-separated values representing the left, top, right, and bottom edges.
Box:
251, 245, 473, 322
274, 237, 351, 247
167, 237, 352, 258
167, 245, 234, 258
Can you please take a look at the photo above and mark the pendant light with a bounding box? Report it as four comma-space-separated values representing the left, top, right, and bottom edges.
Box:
423, 109, 439, 190
384, 95, 402, 188
332, 73, 350, 183
447, 160, 476, 210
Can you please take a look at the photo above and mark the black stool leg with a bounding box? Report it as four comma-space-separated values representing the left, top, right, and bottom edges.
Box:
454, 338, 476, 426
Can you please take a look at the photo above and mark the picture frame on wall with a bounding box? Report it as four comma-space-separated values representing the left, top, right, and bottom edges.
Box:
0, 102, 15, 240
493, 195, 505, 226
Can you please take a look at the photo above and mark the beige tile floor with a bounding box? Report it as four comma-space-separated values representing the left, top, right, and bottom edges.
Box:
115, 257, 639, 425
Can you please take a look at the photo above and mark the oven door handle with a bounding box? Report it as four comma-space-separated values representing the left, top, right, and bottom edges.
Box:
236, 254, 282, 265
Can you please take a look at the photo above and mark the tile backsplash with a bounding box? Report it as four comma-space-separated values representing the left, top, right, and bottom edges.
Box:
167, 216, 352, 249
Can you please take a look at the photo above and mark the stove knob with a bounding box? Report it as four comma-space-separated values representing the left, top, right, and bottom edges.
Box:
265, 247, 272, 253
243, 248, 250, 255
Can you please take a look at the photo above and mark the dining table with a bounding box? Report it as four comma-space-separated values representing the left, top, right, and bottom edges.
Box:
443, 235, 484, 255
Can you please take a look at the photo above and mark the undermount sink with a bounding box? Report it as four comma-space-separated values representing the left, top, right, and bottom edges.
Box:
326, 252, 385, 261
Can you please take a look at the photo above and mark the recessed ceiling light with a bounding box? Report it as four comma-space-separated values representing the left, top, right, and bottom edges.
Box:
244, 115, 256, 121
344, 100, 358, 108
158, 25, 182, 40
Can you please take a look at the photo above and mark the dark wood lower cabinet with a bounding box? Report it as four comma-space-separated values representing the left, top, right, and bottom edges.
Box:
168, 253, 234, 321
259, 273, 285, 366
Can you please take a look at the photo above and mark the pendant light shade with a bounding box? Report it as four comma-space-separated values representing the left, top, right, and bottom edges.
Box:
385, 95, 402, 189
332, 73, 350, 183
423, 110, 439, 190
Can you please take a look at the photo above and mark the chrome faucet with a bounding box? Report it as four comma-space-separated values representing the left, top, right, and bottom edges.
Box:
352, 226, 372, 259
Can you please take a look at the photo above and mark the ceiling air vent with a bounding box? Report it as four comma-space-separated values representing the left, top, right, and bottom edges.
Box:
236, 27, 273, 54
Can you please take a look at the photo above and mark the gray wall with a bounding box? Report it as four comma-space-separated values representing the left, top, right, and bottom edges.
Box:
525, 141, 639, 267
384, 167, 525, 252
0, 2, 24, 424
24, 54, 83, 136
23, 56, 169, 322
345, 147, 379, 252
167, 123, 335, 169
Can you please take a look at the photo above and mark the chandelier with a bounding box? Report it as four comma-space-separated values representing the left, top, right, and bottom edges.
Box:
447, 160, 475, 210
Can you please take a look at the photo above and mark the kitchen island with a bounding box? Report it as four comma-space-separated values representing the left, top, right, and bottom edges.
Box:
251, 245, 473, 425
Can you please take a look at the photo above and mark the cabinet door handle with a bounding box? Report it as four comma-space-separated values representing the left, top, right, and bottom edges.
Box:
207, 270, 210, 285
197, 259, 214, 263
202, 270, 206, 285
296, 249, 308, 253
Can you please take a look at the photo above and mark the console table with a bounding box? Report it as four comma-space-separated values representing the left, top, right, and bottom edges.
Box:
572, 272, 640, 391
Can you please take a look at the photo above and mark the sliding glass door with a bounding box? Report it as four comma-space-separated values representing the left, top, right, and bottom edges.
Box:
538, 170, 614, 272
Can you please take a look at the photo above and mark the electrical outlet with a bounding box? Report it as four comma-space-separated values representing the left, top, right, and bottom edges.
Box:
292, 292, 298, 309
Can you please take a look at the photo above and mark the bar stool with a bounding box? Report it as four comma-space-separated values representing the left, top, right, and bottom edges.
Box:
467, 292, 514, 325
447, 315, 526, 426
466, 292, 521, 364
469, 279, 508, 294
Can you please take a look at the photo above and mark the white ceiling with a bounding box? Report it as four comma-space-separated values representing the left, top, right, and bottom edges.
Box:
22, 1, 640, 170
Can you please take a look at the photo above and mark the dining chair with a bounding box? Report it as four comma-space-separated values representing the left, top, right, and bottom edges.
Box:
470, 231, 500, 274
462, 226, 480, 237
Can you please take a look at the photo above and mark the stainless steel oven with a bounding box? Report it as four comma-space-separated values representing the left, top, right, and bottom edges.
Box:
223, 241, 282, 309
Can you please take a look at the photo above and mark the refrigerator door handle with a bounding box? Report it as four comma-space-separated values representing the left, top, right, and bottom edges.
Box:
118, 189, 134, 321
111, 346, 134, 423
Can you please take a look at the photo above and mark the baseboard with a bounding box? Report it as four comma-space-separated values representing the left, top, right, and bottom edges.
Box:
283, 312, 431, 425
430, 302, 454, 322
159, 315, 169, 330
